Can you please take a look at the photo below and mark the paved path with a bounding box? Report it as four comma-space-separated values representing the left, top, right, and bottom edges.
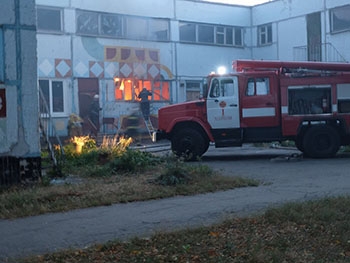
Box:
1, 146, 350, 262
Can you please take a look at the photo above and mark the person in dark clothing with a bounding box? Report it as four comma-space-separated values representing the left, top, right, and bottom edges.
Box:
138, 88, 152, 119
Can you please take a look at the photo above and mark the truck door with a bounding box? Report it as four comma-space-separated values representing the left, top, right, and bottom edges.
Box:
207, 76, 240, 129
240, 74, 279, 127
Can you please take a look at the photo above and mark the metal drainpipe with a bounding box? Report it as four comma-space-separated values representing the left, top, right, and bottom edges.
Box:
249, 6, 254, 59
173, 0, 179, 104
323, 0, 327, 61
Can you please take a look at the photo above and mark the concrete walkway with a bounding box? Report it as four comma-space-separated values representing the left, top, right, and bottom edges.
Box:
1, 146, 350, 262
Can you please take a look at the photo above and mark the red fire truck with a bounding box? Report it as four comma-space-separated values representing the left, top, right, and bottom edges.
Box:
153, 60, 350, 160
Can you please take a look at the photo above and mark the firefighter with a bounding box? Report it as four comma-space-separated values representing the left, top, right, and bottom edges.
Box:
138, 88, 152, 119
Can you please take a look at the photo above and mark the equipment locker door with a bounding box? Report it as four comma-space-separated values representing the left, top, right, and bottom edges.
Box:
240, 74, 279, 127
207, 77, 240, 129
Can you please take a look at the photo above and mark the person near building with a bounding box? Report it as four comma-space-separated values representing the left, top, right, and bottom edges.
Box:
138, 88, 152, 119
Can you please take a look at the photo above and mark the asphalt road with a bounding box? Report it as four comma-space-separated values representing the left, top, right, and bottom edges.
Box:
1, 145, 350, 262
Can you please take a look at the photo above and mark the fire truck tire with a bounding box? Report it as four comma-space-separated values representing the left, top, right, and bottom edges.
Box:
294, 137, 304, 152
303, 126, 340, 158
171, 128, 208, 161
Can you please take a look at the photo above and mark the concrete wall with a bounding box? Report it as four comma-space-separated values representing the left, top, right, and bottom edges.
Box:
0, 0, 40, 184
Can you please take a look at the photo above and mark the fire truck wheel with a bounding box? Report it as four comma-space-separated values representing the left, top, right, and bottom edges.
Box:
294, 137, 304, 152
303, 125, 340, 158
171, 128, 208, 161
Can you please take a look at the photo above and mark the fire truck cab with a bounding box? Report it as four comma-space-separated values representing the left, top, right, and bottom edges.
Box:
154, 60, 350, 160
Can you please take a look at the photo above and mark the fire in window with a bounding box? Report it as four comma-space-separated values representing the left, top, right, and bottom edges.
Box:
114, 77, 169, 101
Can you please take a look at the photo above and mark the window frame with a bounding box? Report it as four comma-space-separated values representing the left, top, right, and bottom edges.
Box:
37, 6, 63, 33
245, 77, 270, 96
330, 5, 350, 33
76, 10, 99, 36
114, 78, 170, 102
76, 10, 170, 41
100, 13, 123, 37
258, 24, 272, 46
179, 21, 243, 47
39, 79, 67, 117
185, 80, 202, 101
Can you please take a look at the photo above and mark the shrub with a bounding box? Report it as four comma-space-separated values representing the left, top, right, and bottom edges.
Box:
154, 158, 192, 186
110, 149, 159, 172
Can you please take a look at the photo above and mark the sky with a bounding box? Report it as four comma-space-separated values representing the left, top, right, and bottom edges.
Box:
203, 0, 273, 6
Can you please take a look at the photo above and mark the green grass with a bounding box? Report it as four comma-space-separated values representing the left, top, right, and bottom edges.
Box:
0, 157, 257, 219
20, 196, 350, 263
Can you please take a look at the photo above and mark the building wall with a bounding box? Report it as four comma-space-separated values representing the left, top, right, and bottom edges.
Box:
35, 0, 350, 137
251, 0, 350, 61
0, 0, 40, 184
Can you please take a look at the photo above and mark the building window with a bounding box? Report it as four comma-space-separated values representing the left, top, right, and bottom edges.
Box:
330, 5, 350, 33
76, 10, 169, 41
258, 24, 272, 46
179, 23, 196, 42
76, 10, 98, 35
235, 28, 243, 46
125, 16, 148, 40
186, 81, 202, 101
198, 24, 214, 43
216, 27, 225, 44
149, 19, 169, 41
180, 22, 243, 47
101, 14, 123, 37
37, 7, 62, 32
39, 80, 65, 115
114, 78, 170, 101
0, 27, 3, 82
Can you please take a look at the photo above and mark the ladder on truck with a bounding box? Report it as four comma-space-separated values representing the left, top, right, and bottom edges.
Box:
143, 117, 155, 139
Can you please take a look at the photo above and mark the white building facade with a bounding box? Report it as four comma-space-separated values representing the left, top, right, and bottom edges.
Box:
35, 0, 350, 136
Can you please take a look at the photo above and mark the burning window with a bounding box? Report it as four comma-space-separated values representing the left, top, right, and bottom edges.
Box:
114, 78, 169, 101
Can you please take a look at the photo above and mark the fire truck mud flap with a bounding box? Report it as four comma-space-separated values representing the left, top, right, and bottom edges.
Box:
302, 125, 340, 158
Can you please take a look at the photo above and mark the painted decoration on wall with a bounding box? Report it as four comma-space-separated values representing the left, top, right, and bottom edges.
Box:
104, 46, 161, 80
105, 46, 160, 64
55, 59, 72, 78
